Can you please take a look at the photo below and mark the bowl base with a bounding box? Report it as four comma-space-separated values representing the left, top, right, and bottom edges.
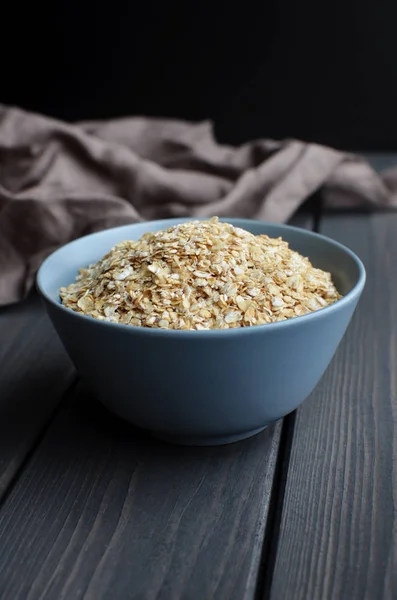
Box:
151, 426, 268, 446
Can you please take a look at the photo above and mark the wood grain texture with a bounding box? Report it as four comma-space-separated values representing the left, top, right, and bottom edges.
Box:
0, 210, 311, 600
0, 383, 283, 600
0, 295, 74, 501
269, 213, 397, 600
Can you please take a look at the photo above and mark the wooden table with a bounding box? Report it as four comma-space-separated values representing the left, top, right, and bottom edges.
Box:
0, 210, 396, 600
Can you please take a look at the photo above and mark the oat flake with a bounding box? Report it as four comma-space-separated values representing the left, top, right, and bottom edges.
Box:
60, 217, 342, 330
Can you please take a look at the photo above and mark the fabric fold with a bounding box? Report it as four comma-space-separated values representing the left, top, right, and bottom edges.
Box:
1, 104, 396, 305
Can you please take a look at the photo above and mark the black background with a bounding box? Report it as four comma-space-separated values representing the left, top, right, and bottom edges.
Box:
2, 1, 397, 150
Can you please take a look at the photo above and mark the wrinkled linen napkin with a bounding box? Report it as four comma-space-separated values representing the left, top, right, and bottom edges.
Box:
1, 104, 397, 305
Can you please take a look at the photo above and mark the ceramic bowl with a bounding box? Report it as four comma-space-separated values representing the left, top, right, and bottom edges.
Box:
37, 218, 366, 446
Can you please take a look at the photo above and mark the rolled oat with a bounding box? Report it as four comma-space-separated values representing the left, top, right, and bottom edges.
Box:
60, 217, 341, 330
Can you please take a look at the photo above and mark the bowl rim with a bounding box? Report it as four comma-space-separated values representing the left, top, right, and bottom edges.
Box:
36, 217, 366, 338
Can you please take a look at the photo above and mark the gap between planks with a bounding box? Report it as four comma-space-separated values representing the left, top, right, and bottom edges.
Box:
269, 212, 397, 600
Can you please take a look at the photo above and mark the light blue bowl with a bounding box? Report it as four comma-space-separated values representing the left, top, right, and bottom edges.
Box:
37, 218, 366, 446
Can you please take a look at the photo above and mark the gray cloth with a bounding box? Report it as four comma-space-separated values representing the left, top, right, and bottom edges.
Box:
1, 104, 396, 305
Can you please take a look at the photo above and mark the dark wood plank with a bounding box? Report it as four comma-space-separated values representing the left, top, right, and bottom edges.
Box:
0, 383, 282, 600
288, 207, 314, 231
0, 213, 312, 599
362, 152, 397, 173
269, 213, 397, 600
0, 295, 74, 501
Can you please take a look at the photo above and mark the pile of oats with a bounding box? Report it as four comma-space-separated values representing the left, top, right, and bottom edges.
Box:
60, 217, 341, 330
